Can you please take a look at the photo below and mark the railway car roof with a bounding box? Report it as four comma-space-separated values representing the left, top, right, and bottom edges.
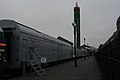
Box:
0, 19, 72, 46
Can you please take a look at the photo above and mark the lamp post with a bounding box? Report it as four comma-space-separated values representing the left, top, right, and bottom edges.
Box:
83, 38, 86, 60
72, 22, 77, 67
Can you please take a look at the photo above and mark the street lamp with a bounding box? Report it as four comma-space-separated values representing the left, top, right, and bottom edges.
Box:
72, 22, 77, 67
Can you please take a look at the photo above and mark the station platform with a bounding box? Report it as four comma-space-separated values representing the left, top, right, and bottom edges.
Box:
11, 57, 104, 80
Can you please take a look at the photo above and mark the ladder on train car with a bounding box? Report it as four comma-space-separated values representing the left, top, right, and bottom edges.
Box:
29, 49, 46, 76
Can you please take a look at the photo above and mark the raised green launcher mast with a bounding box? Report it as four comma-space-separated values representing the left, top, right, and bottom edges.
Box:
74, 2, 80, 48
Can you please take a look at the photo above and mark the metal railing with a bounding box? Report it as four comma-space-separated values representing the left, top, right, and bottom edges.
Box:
96, 45, 120, 80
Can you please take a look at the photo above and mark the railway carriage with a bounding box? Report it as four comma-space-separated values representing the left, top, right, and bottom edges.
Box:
0, 19, 83, 76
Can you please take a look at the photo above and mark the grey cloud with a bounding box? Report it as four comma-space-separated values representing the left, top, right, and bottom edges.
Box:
0, 0, 120, 47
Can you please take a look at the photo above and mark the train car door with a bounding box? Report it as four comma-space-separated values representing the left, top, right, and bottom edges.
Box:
21, 39, 27, 61
2, 29, 12, 63
21, 39, 35, 61
27, 40, 35, 60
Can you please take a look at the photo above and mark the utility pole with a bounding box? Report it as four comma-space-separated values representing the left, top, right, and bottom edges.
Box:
84, 38, 86, 45
84, 38, 86, 60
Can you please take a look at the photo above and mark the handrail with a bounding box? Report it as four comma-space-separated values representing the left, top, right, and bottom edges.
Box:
29, 49, 41, 65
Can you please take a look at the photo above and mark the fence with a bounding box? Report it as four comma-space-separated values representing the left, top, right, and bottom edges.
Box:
96, 31, 120, 80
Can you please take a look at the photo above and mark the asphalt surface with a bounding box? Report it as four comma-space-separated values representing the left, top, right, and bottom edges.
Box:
11, 57, 104, 80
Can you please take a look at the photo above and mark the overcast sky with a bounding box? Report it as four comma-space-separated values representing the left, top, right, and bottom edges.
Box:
0, 0, 120, 47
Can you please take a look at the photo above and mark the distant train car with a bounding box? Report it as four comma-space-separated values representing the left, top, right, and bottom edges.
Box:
0, 19, 83, 76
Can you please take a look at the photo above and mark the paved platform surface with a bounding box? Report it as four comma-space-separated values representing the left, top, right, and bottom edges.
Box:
11, 57, 104, 80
